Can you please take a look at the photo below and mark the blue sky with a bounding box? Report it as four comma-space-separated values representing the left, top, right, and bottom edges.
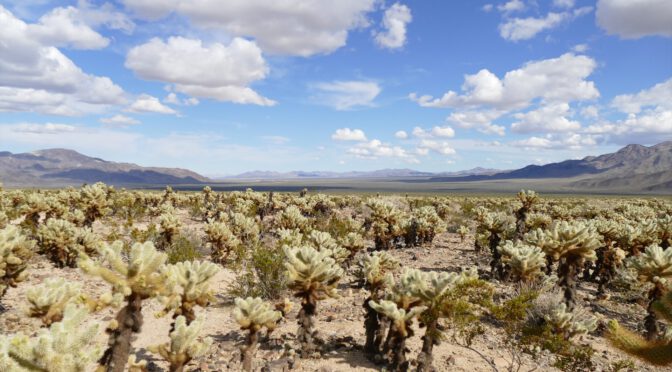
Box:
0, 0, 670, 176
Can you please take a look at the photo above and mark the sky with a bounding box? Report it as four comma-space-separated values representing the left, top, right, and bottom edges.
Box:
0, 0, 670, 176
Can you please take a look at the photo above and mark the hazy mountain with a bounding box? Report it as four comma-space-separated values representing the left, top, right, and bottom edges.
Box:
0, 149, 210, 187
430, 141, 672, 192
225, 167, 501, 179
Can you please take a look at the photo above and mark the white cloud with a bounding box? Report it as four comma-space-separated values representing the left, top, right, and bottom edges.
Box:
446, 110, 506, 136
10, 123, 76, 134
498, 0, 526, 13
331, 128, 368, 141
572, 43, 589, 53
100, 114, 140, 127
499, 7, 592, 41
126, 37, 275, 106
26, 6, 110, 49
121, 0, 376, 56
164, 92, 199, 106
0, 6, 126, 115
374, 3, 412, 49
580, 105, 599, 118
394, 130, 408, 139
126, 94, 178, 114
611, 78, 672, 114
553, 0, 576, 8
596, 0, 672, 39
512, 133, 598, 150
511, 103, 582, 133
417, 139, 456, 155
313, 81, 381, 110
431, 126, 455, 138
482, 4, 494, 12
411, 53, 599, 111
347, 139, 417, 162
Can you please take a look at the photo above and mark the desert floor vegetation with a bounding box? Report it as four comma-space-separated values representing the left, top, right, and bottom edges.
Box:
0, 182, 670, 371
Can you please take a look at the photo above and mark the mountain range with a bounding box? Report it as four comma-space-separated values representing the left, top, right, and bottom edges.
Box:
0, 142, 670, 193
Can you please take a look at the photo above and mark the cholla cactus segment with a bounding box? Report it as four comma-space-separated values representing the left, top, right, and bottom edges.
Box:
368, 300, 427, 337
26, 278, 83, 325
526, 221, 601, 262
339, 232, 366, 258
0, 225, 34, 298
543, 302, 597, 338
628, 244, 672, 285
306, 230, 349, 264
0, 304, 102, 372
148, 316, 212, 370
457, 225, 470, 241
233, 297, 282, 332
608, 320, 672, 366
284, 246, 343, 300
277, 206, 309, 231
162, 261, 219, 320
481, 212, 514, 235
517, 190, 539, 208
204, 220, 240, 264
79, 241, 167, 299
276, 228, 303, 249
525, 213, 552, 230
498, 240, 546, 282
658, 215, 672, 248
358, 251, 400, 289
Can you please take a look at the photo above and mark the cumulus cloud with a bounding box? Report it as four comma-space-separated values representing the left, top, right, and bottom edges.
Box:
499, 7, 592, 41
417, 139, 456, 155
596, 0, 672, 39
394, 130, 408, 139
121, 0, 376, 56
126, 37, 275, 106
412, 126, 455, 138
446, 110, 506, 136
512, 133, 598, 150
331, 128, 368, 141
411, 53, 599, 111
126, 94, 178, 114
164, 92, 199, 106
100, 114, 140, 127
498, 0, 526, 13
312, 81, 381, 110
374, 3, 412, 49
611, 78, 672, 114
347, 139, 418, 163
553, 0, 576, 8
0, 6, 126, 116
511, 103, 582, 133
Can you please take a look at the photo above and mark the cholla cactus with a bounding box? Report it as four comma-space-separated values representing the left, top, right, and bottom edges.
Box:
158, 210, 182, 250
0, 211, 8, 229
410, 269, 480, 372
498, 240, 546, 283
366, 199, 406, 250
35, 219, 100, 268
0, 225, 34, 300
229, 212, 260, 246
404, 206, 446, 247
658, 215, 671, 249
0, 304, 102, 372
306, 230, 349, 264
276, 206, 310, 232
526, 221, 601, 308
161, 261, 219, 325
515, 190, 538, 241
457, 225, 469, 242
232, 297, 282, 371
26, 278, 82, 326
543, 303, 597, 339
79, 241, 168, 372
481, 212, 515, 279
618, 220, 661, 255
204, 220, 240, 264
19, 193, 48, 232
627, 244, 672, 340
369, 300, 427, 371
284, 246, 343, 355
526, 212, 552, 230
608, 290, 672, 366
593, 219, 627, 297
358, 252, 400, 357
79, 182, 112, 227
339, 232, 366, 263
148, 315, 212, 372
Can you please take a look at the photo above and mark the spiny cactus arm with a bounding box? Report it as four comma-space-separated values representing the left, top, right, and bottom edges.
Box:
26, 278, 83, 325
2, 304, 103, 372
368, 300, 427, 337
233, 297, 282, 332
607, 320, 672, 366
148, 316, 212, 370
